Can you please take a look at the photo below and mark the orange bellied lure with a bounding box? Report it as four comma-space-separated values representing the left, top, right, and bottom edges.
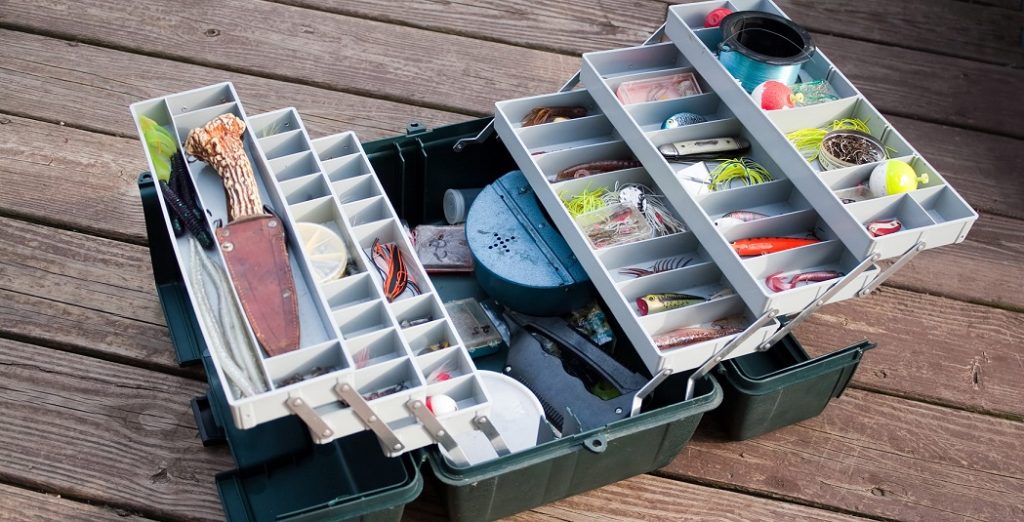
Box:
731, 236, 821, 256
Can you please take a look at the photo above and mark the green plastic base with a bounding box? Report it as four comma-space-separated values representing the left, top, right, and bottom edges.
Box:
713, 333, 875, 440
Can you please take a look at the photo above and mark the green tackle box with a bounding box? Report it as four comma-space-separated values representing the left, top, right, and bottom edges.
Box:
140, 115, 876, 521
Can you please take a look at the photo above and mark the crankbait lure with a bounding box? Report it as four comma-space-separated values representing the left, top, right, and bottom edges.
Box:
714, 210, 768, 228
766, 270, 843, 292
636, 293, 705, 316
521, 106, 588, 127
707, 158, 774, 191
555, 159, 642, 181
139, 115, 178, 182
662, 111, 708, 129
867, 217, 903, 237
654, 324, 743, 350
619, 256, 692, 278
732, 236, 821, 256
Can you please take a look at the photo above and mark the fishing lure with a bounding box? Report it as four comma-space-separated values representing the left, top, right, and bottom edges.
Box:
561, 186, 608, 218
578, 204, 652, 249
521, 106, 588, 127
139, 115, 178, 182
662, 111, 708, 129
785, 118, 873, 163
867, 218, 903, 237
636, 293, 705, 316
732, 236, 821, 256
371, 238, 422, 302
162, 152, 215, 249
714, 210, 768, 228
766, 270, 843, 292
555, 159, 642, 181
654, 324, 743, 350
707, 158, 773, 191
619, 256, 692, 278
606, 183, 686, 236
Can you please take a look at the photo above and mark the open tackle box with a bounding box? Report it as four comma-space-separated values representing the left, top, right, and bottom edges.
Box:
131, 1, 973, 520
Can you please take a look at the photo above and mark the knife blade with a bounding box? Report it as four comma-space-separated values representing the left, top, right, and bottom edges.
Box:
185, 114, 300, 357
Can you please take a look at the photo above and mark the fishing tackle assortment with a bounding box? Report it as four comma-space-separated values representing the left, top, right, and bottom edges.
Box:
563, 182, 685, 245
521, 105, 588, 127
605, 183, 687, 236
636, 293, 706, 315
766, 270, 842, 293
618, 255, 693, 278
160, 152, 215, 249
370, 237, 422, 302
555, 159, 642, 181
576, 203, 652, 249
750, 79, 839, 110
866, 218, 903, 237
615, 72, 702, 104
732, 236, 821, 256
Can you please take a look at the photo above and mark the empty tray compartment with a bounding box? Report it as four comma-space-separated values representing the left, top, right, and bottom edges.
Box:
322, 273, 379, 311
280, 173, 332, 206
268, 150, 321, 182
165, 83, 236, 115
313, 133, 361, 162
334, 174, 383, 203
517, 115, 618, 155
334, 300, 393, 340
323, 153, 373, 183
702, 179, 812, 233
346, 328, 408, 369
259, 129, 311, 160
248, 108, 303, 139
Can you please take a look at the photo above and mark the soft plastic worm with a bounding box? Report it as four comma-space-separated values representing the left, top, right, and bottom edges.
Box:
618, 256, 693, 278
766, 270, 843, 292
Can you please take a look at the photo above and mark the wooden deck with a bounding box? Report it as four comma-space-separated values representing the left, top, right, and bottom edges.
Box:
0, 0, 1022, 520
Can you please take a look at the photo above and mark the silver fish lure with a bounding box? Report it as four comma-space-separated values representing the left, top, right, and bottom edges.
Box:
714, 210, 768, 228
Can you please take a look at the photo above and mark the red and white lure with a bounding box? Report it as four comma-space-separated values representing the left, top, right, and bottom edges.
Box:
866, 218, 903, 237
766, 270, 843, 292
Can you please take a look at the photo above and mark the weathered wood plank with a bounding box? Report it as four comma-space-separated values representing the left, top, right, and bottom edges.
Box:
667, 389, 1024, 522
0, 113, 148, 243
0, 215, 186, 372
509, 473, 871, 521
0, 29, 462, 141
885, 212, 1024, 311
0, 483, 154, 522
794, 286, 1024, 419
0, 337, 231, 521
1, 0, 1021, 136
773, 0, 1024, 67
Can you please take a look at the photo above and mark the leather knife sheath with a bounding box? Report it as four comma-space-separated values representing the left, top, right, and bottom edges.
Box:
216, 215, 300, 356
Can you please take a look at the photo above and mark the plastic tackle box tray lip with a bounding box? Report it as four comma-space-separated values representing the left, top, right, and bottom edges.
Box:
423, 374, 722, 484
214, 439, 423, 521
722, 335, 874, 395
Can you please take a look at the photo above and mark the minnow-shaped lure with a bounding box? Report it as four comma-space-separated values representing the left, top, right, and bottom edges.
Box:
714, 210, 768, 228
766, 270, 843, 292
636, 293, 705, 316
654, 324, 743, 350
732, 236, 821, 256
867, 218, 903, 237
619, 256, 692, 278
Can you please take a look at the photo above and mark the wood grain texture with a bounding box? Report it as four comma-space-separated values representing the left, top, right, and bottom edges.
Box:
666, 389, 1024, 522
773, 0, 1024, 67
1, 0, 1022, 136
794, 286, 1024, 419
0, 483, 154, 522
0, 216, 187, 372
0, 114, 148, 242
884, 212, 1024, 311
0, 29, 462, 140
0, 337, 231, 521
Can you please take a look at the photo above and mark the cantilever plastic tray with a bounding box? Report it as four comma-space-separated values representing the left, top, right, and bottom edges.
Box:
130, 84, 491, 456
494, 0, 976, 376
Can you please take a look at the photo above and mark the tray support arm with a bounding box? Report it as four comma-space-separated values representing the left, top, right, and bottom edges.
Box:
685, 308, 779, 401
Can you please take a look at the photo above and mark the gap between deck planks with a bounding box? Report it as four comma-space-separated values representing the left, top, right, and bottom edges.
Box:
0, 336, 883, 522
0, 0, 1022, 138
271, 0, 1024, 67
0, 482, 155, 522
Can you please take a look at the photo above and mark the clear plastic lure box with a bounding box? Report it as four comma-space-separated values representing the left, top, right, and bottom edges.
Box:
130, 83, 491, 457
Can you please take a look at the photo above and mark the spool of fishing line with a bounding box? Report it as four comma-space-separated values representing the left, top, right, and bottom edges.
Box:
718, 11, 815, 92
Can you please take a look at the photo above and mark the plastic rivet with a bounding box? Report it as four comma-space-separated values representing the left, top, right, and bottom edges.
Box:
503, 366, 512, 373
412, 401, 423, 409
322, 429, 331, 437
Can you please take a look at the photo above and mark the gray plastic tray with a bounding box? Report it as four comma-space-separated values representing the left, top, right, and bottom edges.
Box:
130, 84, 490, 456
495, 90, 781, 375
664, 0, 977, 261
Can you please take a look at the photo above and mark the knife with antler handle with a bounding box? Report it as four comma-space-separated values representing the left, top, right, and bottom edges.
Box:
186, 114, 300, 357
